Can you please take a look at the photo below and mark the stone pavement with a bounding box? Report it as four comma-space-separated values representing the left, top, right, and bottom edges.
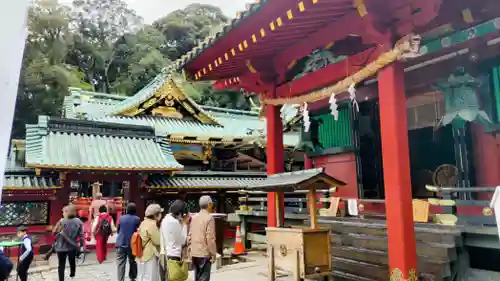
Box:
18, 250, 292, 281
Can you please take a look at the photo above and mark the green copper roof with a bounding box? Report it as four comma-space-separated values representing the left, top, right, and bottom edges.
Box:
202, 107, 300, 147
64, 88, 127, 119
148, 171, 266, 189
25, 116, 183, 171
3, 173, 59, 190
90, 111, 299, 147
90, 115, 227, 137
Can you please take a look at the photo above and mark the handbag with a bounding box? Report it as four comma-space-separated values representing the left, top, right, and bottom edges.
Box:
166, 259, 188, 281
160, 218, 189, 281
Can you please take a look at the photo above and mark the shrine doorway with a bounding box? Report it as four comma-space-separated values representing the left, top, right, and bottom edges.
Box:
406, 91, 476, 199
356, 100, 385, 199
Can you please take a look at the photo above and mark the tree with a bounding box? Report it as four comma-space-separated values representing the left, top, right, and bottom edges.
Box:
153, 4, 228, 60
112, 26, 170, 94
12, 0, 91, 138
12, 1, 250, 138
68, 0, 143, 93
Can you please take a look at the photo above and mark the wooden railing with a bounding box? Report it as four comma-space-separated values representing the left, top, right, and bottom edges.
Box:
425, 185, 495, 226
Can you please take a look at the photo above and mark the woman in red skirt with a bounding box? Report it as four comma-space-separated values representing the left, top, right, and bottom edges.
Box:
91, 205, 116, 263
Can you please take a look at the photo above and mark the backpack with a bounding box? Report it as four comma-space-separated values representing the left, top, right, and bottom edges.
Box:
130, 231, 143, 258
97, 216, 112, 236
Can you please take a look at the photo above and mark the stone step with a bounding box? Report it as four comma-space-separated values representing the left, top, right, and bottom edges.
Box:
332, 256, 388, 280
332, 245, 451, 278
332, 270, 379, 281
331, 233, 456, 261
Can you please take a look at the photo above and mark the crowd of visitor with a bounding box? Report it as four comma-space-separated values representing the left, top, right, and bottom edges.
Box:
0, 195, 217, 281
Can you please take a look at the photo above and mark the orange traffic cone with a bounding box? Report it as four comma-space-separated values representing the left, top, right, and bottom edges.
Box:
232, 225, 246, 256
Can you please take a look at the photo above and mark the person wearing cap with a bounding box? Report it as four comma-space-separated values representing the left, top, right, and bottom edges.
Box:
137, 204, 163, 281
188, 196, 216, 281
16, 225, 33, 281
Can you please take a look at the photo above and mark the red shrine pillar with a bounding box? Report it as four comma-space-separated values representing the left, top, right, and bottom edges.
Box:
378, 62, 418, 279
472, 124, 500, 199
50, 172, 71, 226
304, 154, 313, 169
266, 91, 285, 227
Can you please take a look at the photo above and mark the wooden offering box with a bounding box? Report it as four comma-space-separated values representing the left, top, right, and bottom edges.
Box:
246, 168, 345, 281
267, 227, 332, 280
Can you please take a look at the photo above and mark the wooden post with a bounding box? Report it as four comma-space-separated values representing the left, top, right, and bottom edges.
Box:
268, 245, 276, 281
266, 86, 285, 227
308, 188, 318, 229
378, 62, 418, 280
129, 176, 145, 219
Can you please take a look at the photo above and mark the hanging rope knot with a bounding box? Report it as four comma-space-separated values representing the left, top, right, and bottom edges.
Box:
397, 33, 422, 60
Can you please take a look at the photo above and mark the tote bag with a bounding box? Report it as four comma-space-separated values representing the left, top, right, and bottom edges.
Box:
160, 221, 188, 281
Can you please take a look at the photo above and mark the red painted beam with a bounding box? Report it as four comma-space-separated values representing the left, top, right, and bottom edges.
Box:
273, 12, 387, 79
1, 193, 55, 201
276, 47, 381, 98
273, 0, 442, 82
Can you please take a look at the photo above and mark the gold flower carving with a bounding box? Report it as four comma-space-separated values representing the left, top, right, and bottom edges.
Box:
390, 268, 418, 281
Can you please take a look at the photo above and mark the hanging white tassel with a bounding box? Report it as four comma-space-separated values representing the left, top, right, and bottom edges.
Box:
348, 83, 359, 112
329, 93, 339, 120
280, 104, 288, 123
303, 102, 311, 132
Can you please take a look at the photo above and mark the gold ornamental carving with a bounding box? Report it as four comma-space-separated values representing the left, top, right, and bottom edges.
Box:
483, 207, 493, 216
390, 268, 418, 281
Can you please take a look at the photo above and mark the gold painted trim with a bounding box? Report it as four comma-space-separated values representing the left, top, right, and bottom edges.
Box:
26, 164, 183, 172
390, 268, 418, 281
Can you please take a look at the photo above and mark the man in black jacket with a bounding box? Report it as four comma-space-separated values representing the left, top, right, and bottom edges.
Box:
0, 247, 14, 281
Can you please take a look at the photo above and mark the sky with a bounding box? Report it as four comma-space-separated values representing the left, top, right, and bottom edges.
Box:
126, 0, 250, 23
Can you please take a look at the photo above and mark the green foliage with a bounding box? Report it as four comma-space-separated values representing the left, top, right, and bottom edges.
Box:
14, 0, 246, 138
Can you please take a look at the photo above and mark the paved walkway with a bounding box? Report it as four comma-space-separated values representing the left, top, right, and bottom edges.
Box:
17, 250, 289, 281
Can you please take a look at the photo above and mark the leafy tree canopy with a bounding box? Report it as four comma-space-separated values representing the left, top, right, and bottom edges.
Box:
14, 0, 250, 139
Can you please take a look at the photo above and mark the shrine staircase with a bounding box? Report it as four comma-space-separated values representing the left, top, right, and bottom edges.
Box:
317, 217, 465, 281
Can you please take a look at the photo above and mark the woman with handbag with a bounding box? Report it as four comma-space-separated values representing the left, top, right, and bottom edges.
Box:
160, 200, 189, 281
137, 204, 163, 281
54, 205, 85, 281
